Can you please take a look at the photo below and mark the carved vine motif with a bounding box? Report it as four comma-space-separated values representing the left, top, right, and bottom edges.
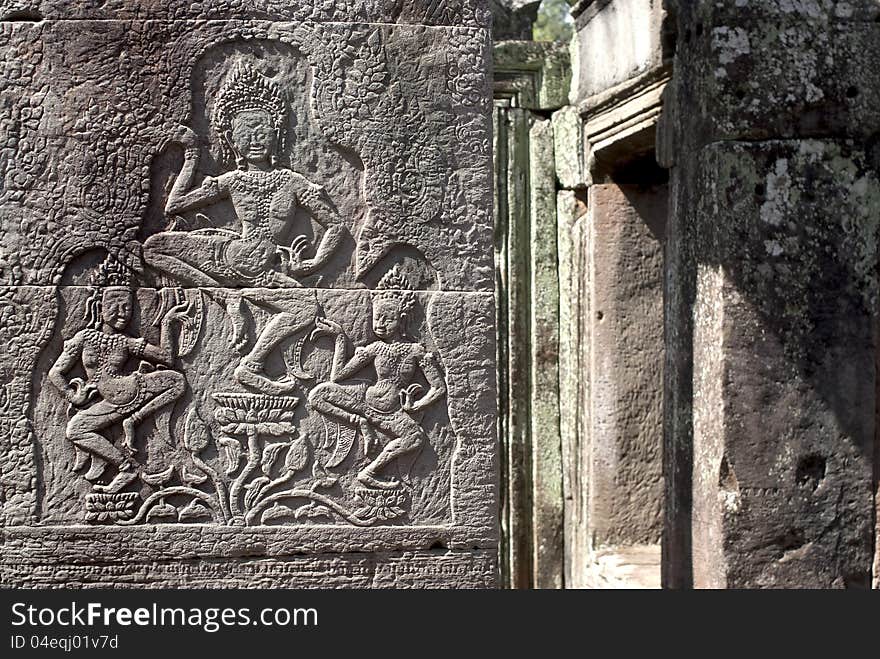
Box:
118, 393, 359, 527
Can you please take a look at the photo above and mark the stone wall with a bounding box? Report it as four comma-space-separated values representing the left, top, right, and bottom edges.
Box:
662, 0, 880, 588
0, 0, 498, 588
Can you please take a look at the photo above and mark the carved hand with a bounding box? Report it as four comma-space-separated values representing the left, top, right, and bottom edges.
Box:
311, 317, 344, 340
169, 298, 192, 319
400, 383, 424, 413
290, 258, 317, 276
279, 235, 315, 275
162, 299, 192, 328
67, 377, 97, 407
170, 124, 198, 149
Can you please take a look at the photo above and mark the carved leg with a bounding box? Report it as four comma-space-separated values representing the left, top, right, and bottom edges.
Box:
357, 412, 425, 488
143, 252, 223, 287
204, 290, 249, 353
234, 312, 312, 394
72, 445, 89, 471
143, 232, 226, 287
129, 371, 186, 428
308, 382, 366, 425
226, 295, 248, 354
66, 403, 129, 471
123, 371, 186, 456
92, 459, 138, 494
83, 455, 108, 481
309, 383, 369, 468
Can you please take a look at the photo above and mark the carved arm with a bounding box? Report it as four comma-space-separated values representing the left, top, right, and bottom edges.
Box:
164, 126, 227, 216
334, 345, 375, 383
295, 183, 345, 275
312, 317, 359, 382
48, 334, 82, 394
140, 301, 189, 366
49, 333, 92, 405
409, 352, 446, 413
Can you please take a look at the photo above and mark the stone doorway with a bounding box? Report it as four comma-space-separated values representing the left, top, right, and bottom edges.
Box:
492, 0, 670, 588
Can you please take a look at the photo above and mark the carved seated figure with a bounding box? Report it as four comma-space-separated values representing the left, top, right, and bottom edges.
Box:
308, 267, 446, 489
48, 266, 188, 494
143, 62, 346, 395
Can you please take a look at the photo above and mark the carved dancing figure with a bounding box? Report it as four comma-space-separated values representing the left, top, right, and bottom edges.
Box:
143, 61, 346, 394
308, 267, 446, 489
48, 263, 188, 494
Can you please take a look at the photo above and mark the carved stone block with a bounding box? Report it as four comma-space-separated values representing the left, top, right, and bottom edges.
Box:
0, 19, 493, 290
670, 3, 880, 148
0, 3, 498, 588
1, 1, 492, 26
673, 139, 878, 588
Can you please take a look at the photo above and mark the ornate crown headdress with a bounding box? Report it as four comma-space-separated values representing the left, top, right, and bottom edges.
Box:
88, 254, 132, 288
85, 255, 132, 328
373, 265, 417, 322
212, 61, 288, 167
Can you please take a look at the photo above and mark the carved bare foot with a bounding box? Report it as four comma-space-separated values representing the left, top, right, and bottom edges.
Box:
234, 361, 298, 395
83, 455, 108, 481
73, 446, 89, 472
356, 468, 400, 490
93, 468, 138, 494
268, 271, 304, 288
141, 464, 175, 486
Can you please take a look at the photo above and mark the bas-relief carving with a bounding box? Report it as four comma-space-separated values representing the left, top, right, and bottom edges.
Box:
0, 1, 492, 26
48, 261, 188, 499
0, 21, 493, 291
37, 268, 475, 528
0, 13, 496, 576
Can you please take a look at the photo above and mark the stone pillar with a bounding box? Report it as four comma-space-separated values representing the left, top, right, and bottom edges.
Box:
663, 0, 880, 588
493, 35, 571, 588
556, 187, 590, 586
0, 1, 498, 588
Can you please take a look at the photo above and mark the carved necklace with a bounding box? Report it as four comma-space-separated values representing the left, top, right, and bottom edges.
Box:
230, 169, 292, 240
84, 329, 128, 377
374, 340, 416, 380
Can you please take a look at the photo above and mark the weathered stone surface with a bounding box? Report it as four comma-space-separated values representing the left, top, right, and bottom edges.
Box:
0, 2, 498, 588
0, 19, 493, 291
662, 170, 694, 589
493, 40, 571, 111
583, 544, 661, 589
556, 189, 589, 587
683, 140, 877, 588
0, 284, 497, 581
662, 0, 880, 590
670, 3, 880, 147
587, 184, 665, 547
571, 0, 668, 104
670, 0, 880, 25
552, 106, 587, 189
1, 542, 498, 588
528, 118, 563, 588
0, 1, 492, 26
